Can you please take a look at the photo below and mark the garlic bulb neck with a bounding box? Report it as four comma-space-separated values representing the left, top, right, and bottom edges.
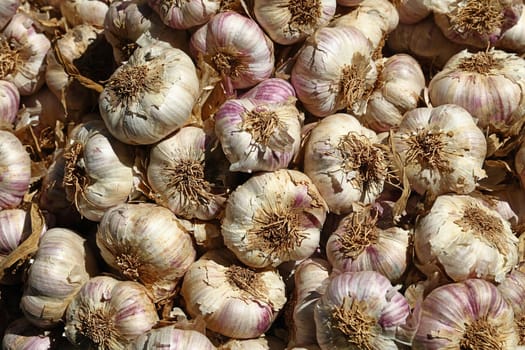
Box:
404, 129, 452, 172
459, 317, 502, 349
79, 310, 118, 348
288, 0, 323, 31
242, 109, 282, 146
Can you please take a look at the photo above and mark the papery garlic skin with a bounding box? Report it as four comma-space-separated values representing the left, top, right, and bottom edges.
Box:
222, 169, 327, 268
240, 78, 296, 103
0, 131, 30, 210
99, 40, 199, 145
303, 113, 387, 214
392, 104, 487, 196
291, 26, 376, 117
497, 3, 525, 53
2, 318, 53, 350
21, 228, 97, 329
413, 279, 518, 349
0, 0, 19, 30
221, 336, 285, 350
65, 276, 159, 350
215, 98, 303, 173
63, 120, 134, 221
131, 326, 216, 350
498, 268, 525, 346
181, 249, 287, 339
429, 49, 525, 128
60, 0, 109, 28
151, 0, 220, 29
415, 194, 518, 283
96, 203, 196, 302
147, 126, 227, 220
315, 271, 410, 350
0, 80, 19, 126
253, 0, 336, 45
190, 11, 274, 90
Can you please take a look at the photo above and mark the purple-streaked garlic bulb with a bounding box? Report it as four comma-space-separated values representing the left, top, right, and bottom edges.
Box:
0, 130, 30, 210
0, 80, 19, 126
131, 325, 216, 350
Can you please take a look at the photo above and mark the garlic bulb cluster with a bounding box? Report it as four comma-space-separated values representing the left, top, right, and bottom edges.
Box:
315, 271, 410, 349
413, 278, 519, 349
99, 40, 199, 145
415, 194, 518, 283
131, 325, 216, 350
392, 104, 487, 196
65, 275, 159, 350
291, 26, 377, 117
304, 113, 387, 214
0, 80, 19, 126
181, 249, 287, 339
222, 169, 327, 268
96, 202, 196, 302
253, 0, 336, 45
60, 0, 109, 28
0, 130, 31, 210
151, 0, 221, 30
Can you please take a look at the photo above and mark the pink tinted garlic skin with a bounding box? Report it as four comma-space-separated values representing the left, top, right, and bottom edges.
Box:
0, 130, 31, 210
0, 80, 20, 126
2, 318, 53, 350
240, 78, 296, 103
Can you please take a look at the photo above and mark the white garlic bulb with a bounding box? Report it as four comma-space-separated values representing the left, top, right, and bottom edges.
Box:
131, 325, 216, 350
151, 0, 221, 29
0, 80, 19, 127
415, 194, 518, 283
65, 275, 159, 350
20, 228, 98, 329
253, 0, 337, 45
291, 25, 377, 117
99, 40, 199, 145
0, 130, 30, 210
147, 126, 227, 220
222, 169, 328, 268
60, 0, 109, 28
303, 113, 387, 215
413, 278, 519, 349
392, 104, 487, 196
181, 249, 287, 339
96, 202, 196, 302
214, 98, 303, 173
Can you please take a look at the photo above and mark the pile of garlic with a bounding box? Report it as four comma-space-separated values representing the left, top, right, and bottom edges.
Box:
3, 0, 525, 349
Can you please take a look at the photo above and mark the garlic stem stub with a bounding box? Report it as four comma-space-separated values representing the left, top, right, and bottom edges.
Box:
0, 130, 31, 210
221, 169, 328, 268
99, 40, 199, 145
131, 325, 217, 350
413, 278, 519, 349
180, 249, 287, 339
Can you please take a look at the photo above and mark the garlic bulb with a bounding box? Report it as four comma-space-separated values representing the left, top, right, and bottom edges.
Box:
0, 80, 19, 126
315, 271, 410, 349
99, 40, 199, 145
64, 275, 159, 350
291, 26, 377, 117
326, 205, 410, 282
1, 13, 51, 96
220, 336, 286, 349
498, 268, 525, 346
253, 0, 336, 45
96, 202, 196, 302
60, 0, 109, 28
151, 0, 221, 29
415, 194, 518, 283
413, 278, 519, 349
222, 169, 327, 268
190, 11, 274, 90
2, 318, 53, 350
131, 326, 216, 350
303, 113, 387, 214
392, 104, 487, 196
0, 130, 31, 210
497, 3, 525, 53
395, 0, 431, 24
0, 0, 19, 30
147, 126, 227, 220
215, 98, 303, 173
361, 54, 425, 132
240, 78, 296, 103
181, 249, 287, 339
21, 228, 98, 329
63, 119, 134, 221
428, 49, 525, 128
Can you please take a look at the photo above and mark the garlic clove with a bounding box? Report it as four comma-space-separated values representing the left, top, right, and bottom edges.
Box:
0, 130, 31, 210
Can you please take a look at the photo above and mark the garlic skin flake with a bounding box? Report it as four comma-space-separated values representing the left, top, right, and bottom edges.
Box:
0, 131, 30, 210
65, 276, 159, 350
392, 104, 487, 196
303, 113, 387, 215
215, 98, 303, 173
314, 271, 410, 350
413, 279, 519, 349
222, 169, 328, 268
99, 40, 199, 145
131, 326, 216, 350
415, 194, 518, 283
181, 249, 287, 339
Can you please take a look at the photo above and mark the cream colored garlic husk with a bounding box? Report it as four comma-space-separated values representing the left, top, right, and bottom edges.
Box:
429, 49, 525, 128
65, 276, 159, 350
21, 228, 98, 329
99, 40, 199, 145
131, 325, 217, 349
291, 25, 377, 117
253, 0, 336, 45
392, 104, 487, 196
0, 131, 30, 210
413, 279, 519, 349
361, 54, 425, 132
60, 0, 109, 28
0, 0, 19, 30
147, 126, 227, 220
96, 202, 196, 302
303, 113, 387, 214
395, 0, 431, 24
151, 0, 220, 29
214, 98, 304, 173
415, 194, 518, 283
63, 119, 135, 221
221, 169, 328, 268
181, 249, 287, 339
